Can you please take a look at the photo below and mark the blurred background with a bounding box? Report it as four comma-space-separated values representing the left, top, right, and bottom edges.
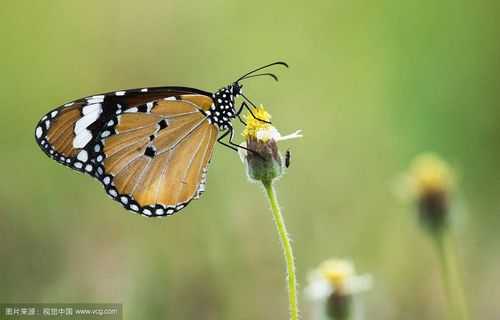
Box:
1, 0, 499, 319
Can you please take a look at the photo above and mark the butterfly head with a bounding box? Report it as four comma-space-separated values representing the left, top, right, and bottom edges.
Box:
231, 82, 243, 96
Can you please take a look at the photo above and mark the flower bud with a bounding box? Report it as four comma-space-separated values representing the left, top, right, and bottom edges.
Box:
404, 153, 455, 234
245, 136, 283, 183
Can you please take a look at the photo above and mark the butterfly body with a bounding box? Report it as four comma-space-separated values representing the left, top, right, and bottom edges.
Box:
204, 83, 242, 130
35, 62, 287, 217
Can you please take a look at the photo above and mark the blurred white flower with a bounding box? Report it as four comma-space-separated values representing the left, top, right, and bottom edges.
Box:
306, 259, 372, 301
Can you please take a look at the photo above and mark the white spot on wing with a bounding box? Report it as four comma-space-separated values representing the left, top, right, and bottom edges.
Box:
35, 127, 43, 138
115, 91, 126, 96
164, 96, 176, 101
77, 150, 88, 162
141, 88, 148, 92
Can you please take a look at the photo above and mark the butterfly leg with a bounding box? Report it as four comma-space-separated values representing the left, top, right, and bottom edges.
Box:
217, 129, 238, 152
217, 128, 264, 159
237, 101, 271, 124
235, 102, 247, 125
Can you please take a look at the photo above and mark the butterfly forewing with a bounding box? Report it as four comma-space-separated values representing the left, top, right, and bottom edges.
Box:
35, 88, 218, 217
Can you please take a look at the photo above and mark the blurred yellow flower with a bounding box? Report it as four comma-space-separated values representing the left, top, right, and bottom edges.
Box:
406, 153, 455, 198
400, 153, 458, 233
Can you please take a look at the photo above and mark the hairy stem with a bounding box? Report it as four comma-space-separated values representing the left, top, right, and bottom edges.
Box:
262, 180, 299, 320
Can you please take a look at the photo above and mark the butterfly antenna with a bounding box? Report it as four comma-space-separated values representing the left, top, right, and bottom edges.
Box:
239, 73, 279, 82
236, 61, 288, 83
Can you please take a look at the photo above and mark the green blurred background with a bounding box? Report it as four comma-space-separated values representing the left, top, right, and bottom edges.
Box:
1, 0, 500, 319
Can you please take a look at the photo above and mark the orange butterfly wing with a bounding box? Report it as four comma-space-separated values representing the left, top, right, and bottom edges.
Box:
36, 88, 220, 217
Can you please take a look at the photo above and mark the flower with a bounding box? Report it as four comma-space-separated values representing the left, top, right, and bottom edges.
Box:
241, 105, 302, 143
405, 153, 455, 199
306, 259, 372, 300
402, 153, 456, 232
239, 105, 302, 183
306, 259, 372, 320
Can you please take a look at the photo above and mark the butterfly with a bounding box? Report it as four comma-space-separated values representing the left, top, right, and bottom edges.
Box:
35, 62, 288, 217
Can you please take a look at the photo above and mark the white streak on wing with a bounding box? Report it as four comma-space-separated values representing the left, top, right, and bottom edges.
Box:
164, 96, 176, 101
87, 97, 103, 104
125, 107, 138, 113
74, 110, 100, 134
72, 104, 103, 148
73, 130, 93, 148
82, 103, 102, 115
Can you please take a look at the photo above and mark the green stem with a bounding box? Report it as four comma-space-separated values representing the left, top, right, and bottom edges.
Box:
433, 230, 469, 320
262, 180, 299, 320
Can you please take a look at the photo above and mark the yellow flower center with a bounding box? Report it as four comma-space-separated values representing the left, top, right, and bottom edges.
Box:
408, 154, 455, 197
319, 259, 354, 292
242, 105, 272, 141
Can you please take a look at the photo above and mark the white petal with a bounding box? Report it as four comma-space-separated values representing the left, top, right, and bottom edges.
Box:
305, 277, 332, 301
344, 274, 373, 294
238, 142, 247, 163
276, 129, 303, 142
256, 126, 281, 141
